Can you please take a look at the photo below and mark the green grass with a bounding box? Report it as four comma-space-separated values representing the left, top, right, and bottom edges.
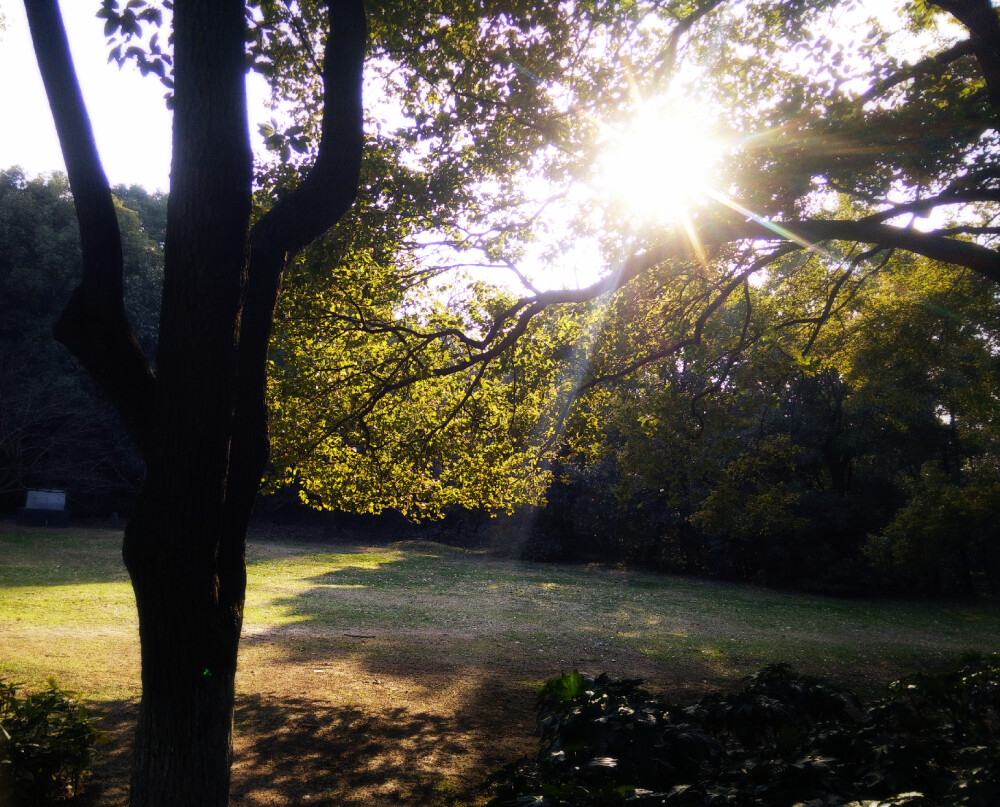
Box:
4, 522, 997, 807
2, 525, 999, 701
243, 538, 1000, 684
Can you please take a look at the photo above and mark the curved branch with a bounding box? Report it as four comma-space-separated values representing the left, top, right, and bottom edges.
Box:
774, 218, 1000, 282
249, 0, 366, 257
224, 0, 367, 546
861, 190, 1000, 223
25, 0, 156, 455
859, 38, 976, 105
310, 209, 1000, 406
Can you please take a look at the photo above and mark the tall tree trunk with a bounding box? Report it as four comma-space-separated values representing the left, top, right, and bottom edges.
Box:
124, 514, 245, 806
122, 0, 252, 802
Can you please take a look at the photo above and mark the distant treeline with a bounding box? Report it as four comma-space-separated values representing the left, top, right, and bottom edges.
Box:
511, 248, 1000, 597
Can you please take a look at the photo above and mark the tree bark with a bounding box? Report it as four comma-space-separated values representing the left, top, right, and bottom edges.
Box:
121, 0, 251, 802
933, 0, 1000, 109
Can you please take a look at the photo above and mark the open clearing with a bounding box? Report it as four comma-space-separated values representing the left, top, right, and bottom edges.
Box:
2, 523, 998, 805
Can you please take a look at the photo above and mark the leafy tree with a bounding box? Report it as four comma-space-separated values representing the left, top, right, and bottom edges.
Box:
269, 0, 1000, 529
866, 461, 1000, 594
530, 246, 999, 591
19, 1, 1000, 806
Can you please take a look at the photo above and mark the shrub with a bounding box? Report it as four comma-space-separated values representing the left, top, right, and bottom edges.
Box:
0, 678, 104, 806
487, 655, 1000, 806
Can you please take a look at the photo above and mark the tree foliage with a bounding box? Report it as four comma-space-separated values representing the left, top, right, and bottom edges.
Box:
520, 250, 1000, 594
253, 0, 1000, 531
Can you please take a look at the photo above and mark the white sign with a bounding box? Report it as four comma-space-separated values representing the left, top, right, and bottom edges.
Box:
25, 489, 66, 510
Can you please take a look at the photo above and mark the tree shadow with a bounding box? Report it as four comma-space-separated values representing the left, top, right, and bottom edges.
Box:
77, 685, 532, 807
74, 700, 135, 807
0, 524, 130, 587
231, 693, 506, 806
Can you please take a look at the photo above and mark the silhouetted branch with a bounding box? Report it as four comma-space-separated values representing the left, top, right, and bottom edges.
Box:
25, 0, 156, 455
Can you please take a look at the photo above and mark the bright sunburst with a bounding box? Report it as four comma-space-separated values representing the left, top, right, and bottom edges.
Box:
596, 97, 723, 226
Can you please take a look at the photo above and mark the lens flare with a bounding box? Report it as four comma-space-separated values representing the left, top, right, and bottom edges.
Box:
597, 98, 722, 224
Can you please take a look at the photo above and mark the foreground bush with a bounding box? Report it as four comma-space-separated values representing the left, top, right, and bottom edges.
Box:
0, 678, 104, 805
488, 653, 1000, 806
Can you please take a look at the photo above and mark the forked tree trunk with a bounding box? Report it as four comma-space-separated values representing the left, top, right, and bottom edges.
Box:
25, 0, 365, 804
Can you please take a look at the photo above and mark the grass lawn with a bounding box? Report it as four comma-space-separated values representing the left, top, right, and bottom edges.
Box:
2, 522, 998, 805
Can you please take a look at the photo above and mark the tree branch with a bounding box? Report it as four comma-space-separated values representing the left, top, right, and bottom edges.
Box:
859, 39, 976, 105
932, 0, 1000, 110
222, 0, 367, 546
860, 189, 1000, 223
249, 0, 366, 257
24, 0, 156, 455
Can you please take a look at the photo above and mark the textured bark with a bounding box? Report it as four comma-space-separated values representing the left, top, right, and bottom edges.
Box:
124, 519, 243, 807
121, 1, 251, 803
933, 0, 1000, 109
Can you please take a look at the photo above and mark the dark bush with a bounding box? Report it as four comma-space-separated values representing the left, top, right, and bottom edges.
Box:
0, 678, 104, 806
487, 654, 1000, 806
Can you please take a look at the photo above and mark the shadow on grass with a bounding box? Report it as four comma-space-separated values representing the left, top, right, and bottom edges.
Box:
79, 686, 525, 807
232, 694, 491, 806
0, 525, 129, 587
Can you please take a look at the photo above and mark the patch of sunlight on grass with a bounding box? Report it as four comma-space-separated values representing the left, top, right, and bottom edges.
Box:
6, 527, 1000, 708
0, 583, 135, 626
248, 548, 407, 575
244, 546, 416, 627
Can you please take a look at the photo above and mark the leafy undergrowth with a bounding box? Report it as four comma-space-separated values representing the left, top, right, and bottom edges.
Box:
487, 652, 1000, 806
0, 678, 105, 806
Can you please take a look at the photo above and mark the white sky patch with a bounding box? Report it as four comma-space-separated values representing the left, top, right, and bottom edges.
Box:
0, 0, 271, 192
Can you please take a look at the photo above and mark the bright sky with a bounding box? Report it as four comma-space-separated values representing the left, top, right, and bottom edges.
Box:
0, 1, 267, 192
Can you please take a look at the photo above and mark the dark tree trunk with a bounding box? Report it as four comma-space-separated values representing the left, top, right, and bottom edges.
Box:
123, 0, 252, 801
123, 515, 245, 806
25, 0, 364, 804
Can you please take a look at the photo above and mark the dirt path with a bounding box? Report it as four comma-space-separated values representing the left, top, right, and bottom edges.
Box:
84, 681, 536, 807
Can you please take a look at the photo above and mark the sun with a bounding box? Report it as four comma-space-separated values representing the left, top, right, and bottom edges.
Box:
596, 97, 723, 225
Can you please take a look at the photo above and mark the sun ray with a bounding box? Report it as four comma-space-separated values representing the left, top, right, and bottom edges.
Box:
679, 212, 708, 267
702, 188, 836, 262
